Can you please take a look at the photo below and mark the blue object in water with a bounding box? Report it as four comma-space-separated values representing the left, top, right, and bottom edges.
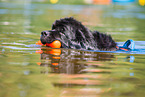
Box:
117, 39, 135, 51
123, 39, 135, 50
112, 0, 135, 3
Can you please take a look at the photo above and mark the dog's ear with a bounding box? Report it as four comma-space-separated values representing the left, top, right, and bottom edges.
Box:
52, 20, 58, 30
52, 21, 66, 32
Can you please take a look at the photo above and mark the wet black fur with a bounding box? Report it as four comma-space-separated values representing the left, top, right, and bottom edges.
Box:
40, 17, 117, 50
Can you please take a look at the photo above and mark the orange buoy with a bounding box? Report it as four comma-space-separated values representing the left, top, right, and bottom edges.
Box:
46, 40, 61, 48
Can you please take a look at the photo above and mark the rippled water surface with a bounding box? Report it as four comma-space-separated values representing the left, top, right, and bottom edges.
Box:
0, 1, 145, 97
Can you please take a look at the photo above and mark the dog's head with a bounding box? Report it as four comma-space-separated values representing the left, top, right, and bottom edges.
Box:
40, 30, 61, 44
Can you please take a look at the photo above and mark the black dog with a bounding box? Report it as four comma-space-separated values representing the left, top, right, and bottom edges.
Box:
40, 17, 116, 51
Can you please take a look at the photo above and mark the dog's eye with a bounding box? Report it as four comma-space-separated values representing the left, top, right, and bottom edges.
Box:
61, 28, 65, 31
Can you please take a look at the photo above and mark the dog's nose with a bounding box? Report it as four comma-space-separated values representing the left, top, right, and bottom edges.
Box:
41, 31, 48, 36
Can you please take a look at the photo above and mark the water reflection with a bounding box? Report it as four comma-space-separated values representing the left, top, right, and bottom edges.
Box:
39, 48, 114, 74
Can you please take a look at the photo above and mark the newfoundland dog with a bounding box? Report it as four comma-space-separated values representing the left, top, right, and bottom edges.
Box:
40, 17, 117, 51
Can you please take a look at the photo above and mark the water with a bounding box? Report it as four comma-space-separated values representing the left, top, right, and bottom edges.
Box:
0, 0, 145, 97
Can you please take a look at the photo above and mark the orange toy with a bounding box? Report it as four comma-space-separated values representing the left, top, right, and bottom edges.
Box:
36, 40, 43, 45
46, 40, 61, 48
36, 40, 61, 48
